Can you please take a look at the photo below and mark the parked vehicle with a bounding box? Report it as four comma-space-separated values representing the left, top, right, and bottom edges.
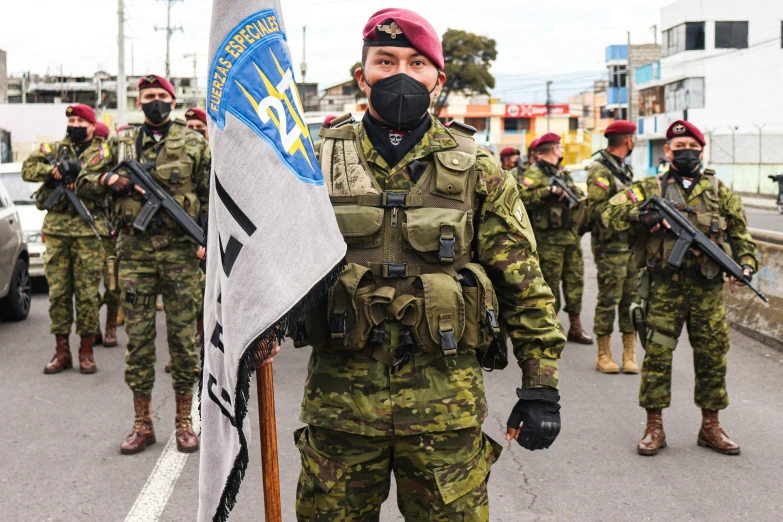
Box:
0, 162, 46, 278
0, 174, 32, 321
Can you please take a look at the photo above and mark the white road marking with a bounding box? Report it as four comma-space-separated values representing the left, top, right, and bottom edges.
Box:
123, 394, 201, 522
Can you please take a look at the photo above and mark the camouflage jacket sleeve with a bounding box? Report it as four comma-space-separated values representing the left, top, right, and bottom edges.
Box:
601, 178, 657, 234
516, 165, 553, 211
21, 143, 57, 183
188, 133, 211, 212
719, 181, 758, 270
586, 163, 614, 224
77, 137, 118, 201
475, 150, 566, 390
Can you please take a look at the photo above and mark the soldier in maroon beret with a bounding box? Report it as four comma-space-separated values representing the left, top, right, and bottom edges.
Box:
602, 119, 757, 457
586, 120, 639, 374
300, 7, 567, 521
94, 122, 110, 140
185, 107, 209, 141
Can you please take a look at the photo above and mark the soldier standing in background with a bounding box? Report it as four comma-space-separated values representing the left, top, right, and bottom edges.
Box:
295, 9, 566, 520
92, 121, 120, 348
517, 133, 593, 344
586, 120, 638, 373
78, 75, 210, 455
602, 120, 757, 456
22, 104, 107, 374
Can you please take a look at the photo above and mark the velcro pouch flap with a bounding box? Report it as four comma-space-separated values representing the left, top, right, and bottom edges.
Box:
333, 205, 384, 238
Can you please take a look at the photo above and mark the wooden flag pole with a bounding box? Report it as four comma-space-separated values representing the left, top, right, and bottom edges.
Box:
256, 362, 282, 522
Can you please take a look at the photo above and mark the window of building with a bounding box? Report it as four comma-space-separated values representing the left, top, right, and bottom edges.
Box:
665, 78, 705, 111
465, 117, 488, 131
569, 117, 579, 131
663, 22, 705, 57
503, 118, 531, 132
342, 85, 354, 96
600, 106, 611, 119
715, 21, 748, 49
609, 65, 627, 88
639, 86, 665, 117
583, 105, 591, 118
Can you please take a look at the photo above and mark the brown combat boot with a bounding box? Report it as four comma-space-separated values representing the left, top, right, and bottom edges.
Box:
195, 313, 204, 346
165, 364, 171, 373
175, 394, 199, 453
698, 409, 740, 455
104, 310, 118, 347
44, 335, 72, 374
637, 409, 666, 456
622, 333, 639, 373
94, 329, 104, 346
78, 335, 97, 374
596, 335, 619, 373
567, 313, 594, 344
121, 396, 156, 455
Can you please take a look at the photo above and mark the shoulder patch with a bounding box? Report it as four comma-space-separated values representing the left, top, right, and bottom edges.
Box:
627, 187, 645, 203
595, 177, 609, 190
40, 143, 53, 155
610, 192, 628, 205
520, 177, 533, 188
99, 143, 111, 160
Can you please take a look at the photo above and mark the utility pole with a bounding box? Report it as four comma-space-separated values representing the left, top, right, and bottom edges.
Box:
627, 31, 633, 123
651, 25, 658, 45
546, 80, 553, 132
118, 0, 128, 126
300, 27, 307, 110
184, 52, 198, 105
155, 0, 183, 78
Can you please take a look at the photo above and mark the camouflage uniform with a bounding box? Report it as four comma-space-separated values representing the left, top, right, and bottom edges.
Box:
507, 164, 527, 187
297, 118, 566, 520
517, 161, 585, 314
586, 152, 637, 336
79, 122, 210, 396
602, 172, 757, 409
22, 137, 108, 336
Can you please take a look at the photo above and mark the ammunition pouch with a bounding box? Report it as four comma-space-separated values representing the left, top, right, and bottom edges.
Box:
630, 269, 650, 347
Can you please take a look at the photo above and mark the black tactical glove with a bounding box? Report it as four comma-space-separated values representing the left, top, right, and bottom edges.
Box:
507, 388, 561, 451
105, 174, 134, 196
742, 264, 754, 281
58, 160, 81, 184
639, 209, 664, 232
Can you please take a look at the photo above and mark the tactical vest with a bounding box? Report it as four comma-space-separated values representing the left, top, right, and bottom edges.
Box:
593, 152, 633, 241
644, 172, 730, 279
528, 163, 586, 231
302, 119, 507, 369
114, 122, 201, 231
34, 141, 97, 214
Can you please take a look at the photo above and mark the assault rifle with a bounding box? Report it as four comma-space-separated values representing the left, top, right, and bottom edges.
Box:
44, 159, 100, 239
639, 194, 768, 302
111, 159, 205, 246
548, 175, 580, 209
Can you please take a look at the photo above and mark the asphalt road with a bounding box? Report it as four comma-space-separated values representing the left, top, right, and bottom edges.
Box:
1, 238, 782, 522
745, 207, 782, 231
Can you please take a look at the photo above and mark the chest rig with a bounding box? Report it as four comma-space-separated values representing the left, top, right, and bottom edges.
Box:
114, 123, 200, 231
646, 171, 730, 279
34, 141, 95, 214
594, 151, 633, 240
302, 119, 507, 371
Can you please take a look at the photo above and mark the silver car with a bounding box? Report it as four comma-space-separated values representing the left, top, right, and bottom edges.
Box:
0, 162, 46, 278
0, 173, 31, 321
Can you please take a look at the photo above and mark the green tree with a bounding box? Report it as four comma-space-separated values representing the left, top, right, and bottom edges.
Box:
350, 61, 363, 100
433, 29, 497, 118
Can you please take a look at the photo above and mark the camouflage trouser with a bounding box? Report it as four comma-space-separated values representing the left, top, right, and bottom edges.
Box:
537, 241, 584, 314
639, 274, 729, 410
197, 264, 206, 316
99, 235, 121, 315
118, 233, 200, 396
43, 234, 103, 336
591, 243, 638, 336
295, 425, 501, 522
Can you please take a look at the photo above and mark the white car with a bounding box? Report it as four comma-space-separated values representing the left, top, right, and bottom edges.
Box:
0, 163, 46, 278
0, 173, 31, 321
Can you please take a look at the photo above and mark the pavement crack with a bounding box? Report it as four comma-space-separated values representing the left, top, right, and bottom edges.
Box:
492, 412, 539, 510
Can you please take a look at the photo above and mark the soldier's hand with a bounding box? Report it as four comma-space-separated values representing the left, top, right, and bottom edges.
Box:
506, 388, 561, 451
258, 340, 281, 368
732, 265, 754, 287
196, 246, 207, 260
550, 186, 566, 200
53, 166, 63, 180
640, 210, 668, 232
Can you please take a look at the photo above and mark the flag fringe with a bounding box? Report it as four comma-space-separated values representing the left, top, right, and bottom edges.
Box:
200, 256, 346, 522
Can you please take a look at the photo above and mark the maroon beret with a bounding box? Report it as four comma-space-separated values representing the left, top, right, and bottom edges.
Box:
537, 132, 561, 147
528, 138, 540, 151
666, 120, 705, 146
605, 120, 637, 136
65, 104, 96, 124
93, 122, 110, 139
185, 108, 207, 124
363, 8, 444, 70
500, 147, 520, 157
138, 74, 176, 98
323, 115, 338, 127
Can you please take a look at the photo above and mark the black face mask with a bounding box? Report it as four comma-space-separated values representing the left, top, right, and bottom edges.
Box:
671, 148, 701, 174
366, 73, 436, 130
556, 156, 563, 166
141, 100, 172, 125
66, 126, 89, 143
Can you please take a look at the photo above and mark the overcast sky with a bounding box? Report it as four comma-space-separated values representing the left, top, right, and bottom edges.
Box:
0, 0, 672, 103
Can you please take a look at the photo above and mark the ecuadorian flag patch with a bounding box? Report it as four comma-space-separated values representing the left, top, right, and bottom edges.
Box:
595, 177, 609, 190
40, 143, 52, 155
99, 143, 111, 160
520, 177, 533, 187
627, 187, 644, 203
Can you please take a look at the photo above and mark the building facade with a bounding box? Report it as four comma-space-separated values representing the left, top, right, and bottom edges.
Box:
633, 0, 783, 193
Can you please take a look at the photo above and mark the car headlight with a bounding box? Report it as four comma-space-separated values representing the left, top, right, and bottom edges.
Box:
25, 231, 43, 244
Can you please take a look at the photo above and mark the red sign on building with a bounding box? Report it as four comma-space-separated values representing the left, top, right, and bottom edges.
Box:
505, 104, 569, 118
